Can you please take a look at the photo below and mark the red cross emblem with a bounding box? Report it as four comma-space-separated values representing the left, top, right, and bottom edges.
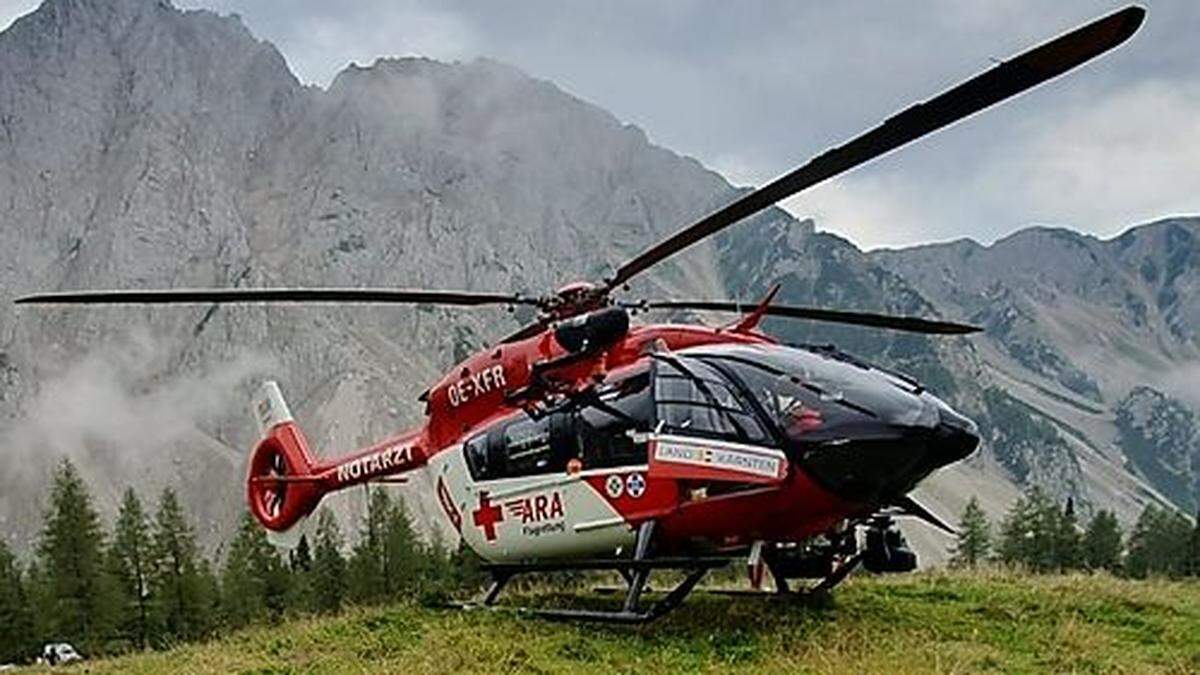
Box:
471, 491, 504, 542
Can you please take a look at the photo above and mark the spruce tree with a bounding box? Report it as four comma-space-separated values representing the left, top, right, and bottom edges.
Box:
291, 535, 313, 573
950, 497, 991, 567
285, 535, 315, 613
348, 488, 391, 603
0, 537, 35, 664
1126, 504, 1193, 578
447, 539, 487, 595
382, 494, 424, 599
1188, 511, 1200, 577
1054, 497, 1082, 571
998, 487, 1059, 571
109, 488, 152, 649
348, 488, 426, 603
150, 488, 210, 643
311, 508, 347, 614
1081, 509, 1123, 572
36, 458, 117, 654
221, 511, 290, 628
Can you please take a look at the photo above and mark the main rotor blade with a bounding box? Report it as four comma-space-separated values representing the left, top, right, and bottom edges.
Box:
15, 287, 541, 307
635, 300, 981, 335
606, 6, 1145, 289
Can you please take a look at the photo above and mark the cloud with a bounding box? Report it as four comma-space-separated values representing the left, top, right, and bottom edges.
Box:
0, 0, 37, 32
0, 330, 273, 487
130, 1, 1200, 248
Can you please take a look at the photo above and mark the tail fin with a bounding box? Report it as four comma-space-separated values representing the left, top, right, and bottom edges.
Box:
246, 382, 324, 535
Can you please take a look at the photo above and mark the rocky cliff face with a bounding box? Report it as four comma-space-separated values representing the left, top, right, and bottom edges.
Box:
0, 0, 1195, 558
872, 219, 1200, 523
0, 0, 730, 546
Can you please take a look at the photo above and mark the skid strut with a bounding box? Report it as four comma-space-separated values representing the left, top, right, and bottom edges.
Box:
462, 521, 730, 623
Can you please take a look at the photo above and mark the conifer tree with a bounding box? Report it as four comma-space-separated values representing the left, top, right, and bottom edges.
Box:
1188, 511, 1200, 577
311, 508, 347, 614
0, 537, 35, 664
109, 488, 153, 649
447, 538, 487, 595
285, 534, 315, 613
291, 535, 313, 573
383, 495, 424, 598
221, 511, 290, 627
150, 488, 210, 642
950, 497, 991, 567
1126, 504, 1192, 578
998, 487, 1059, 572
348, 488, 426, 602
348, 488, 391, 603
1081, 509, 1123, 572
1054, 497, 1082, 570
36, 458, 117, 654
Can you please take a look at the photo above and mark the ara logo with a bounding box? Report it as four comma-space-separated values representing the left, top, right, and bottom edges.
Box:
447, 365, 507, 408
504, 491, 565, 524
335, 443, 414, 484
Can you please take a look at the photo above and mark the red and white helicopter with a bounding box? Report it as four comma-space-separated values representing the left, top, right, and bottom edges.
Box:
19, 7, 1144, 622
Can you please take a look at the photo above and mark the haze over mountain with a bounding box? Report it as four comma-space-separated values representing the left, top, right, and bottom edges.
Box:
0, 0, 1195, 564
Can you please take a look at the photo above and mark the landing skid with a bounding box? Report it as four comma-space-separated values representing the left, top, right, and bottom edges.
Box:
453, 552, 862, 624
459, 555, 731, 624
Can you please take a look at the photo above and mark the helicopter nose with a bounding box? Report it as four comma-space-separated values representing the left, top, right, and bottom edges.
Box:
794, 394, 980, 504
927, 401, 980, 469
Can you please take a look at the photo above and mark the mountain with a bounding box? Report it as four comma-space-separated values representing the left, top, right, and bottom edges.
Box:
0, 0, 1195, 560
872, 220, 1200, 518
0, 0, 731, 547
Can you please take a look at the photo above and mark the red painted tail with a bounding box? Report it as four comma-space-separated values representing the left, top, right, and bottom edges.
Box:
246, 382, 324, 532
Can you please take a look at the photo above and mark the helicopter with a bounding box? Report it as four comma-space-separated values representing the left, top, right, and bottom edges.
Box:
16, 6, 1144, 623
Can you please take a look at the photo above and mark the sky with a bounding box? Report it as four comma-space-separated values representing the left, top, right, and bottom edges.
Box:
2, 0, 1197, 250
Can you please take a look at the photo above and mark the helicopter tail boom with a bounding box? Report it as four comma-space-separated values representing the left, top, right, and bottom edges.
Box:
246, 381, 428, 532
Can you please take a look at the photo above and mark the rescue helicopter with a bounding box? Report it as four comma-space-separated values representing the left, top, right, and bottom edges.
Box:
17, 7, 1144, 622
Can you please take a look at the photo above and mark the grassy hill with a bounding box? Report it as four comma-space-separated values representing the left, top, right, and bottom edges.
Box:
66, 569, 1200, 674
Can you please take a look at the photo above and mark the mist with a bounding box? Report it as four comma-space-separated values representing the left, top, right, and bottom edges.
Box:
0, 330, 273, 544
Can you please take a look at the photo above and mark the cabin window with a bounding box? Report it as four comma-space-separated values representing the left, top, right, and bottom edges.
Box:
464, 433, 493, 480
462, 369, 654, 481
654, 356, 769, 445
575, 371, 653, 469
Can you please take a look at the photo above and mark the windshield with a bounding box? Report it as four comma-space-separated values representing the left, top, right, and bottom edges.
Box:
676, 344, 939, 444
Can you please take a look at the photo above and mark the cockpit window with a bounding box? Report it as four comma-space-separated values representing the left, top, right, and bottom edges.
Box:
653, 355, 769, 445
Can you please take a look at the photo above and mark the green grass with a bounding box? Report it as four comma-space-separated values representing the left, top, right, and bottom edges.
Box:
65, 569, 1200, 674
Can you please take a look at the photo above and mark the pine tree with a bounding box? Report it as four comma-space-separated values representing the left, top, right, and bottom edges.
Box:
1126, 504, 1192, 578
447, 538, 487, 595
149, 488, 210, 643
285, 534, 315, 613
291, 535, 313, 573
348, 488, 390, 603
998, 487, 1059, 572
348, 488, 426, 603
36, 458, 118, 654
311, 508, 347, 614
1188, 511, 1200, 577
1081, 509, 1123, 572
108, 488, 152, 649
1054, 497, 1082, 571
0, 537, 35, 664
221, 511, 290, 628
1185, 506, 1195, 576
950, 497, 991, 567
382, 495, 424, 598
